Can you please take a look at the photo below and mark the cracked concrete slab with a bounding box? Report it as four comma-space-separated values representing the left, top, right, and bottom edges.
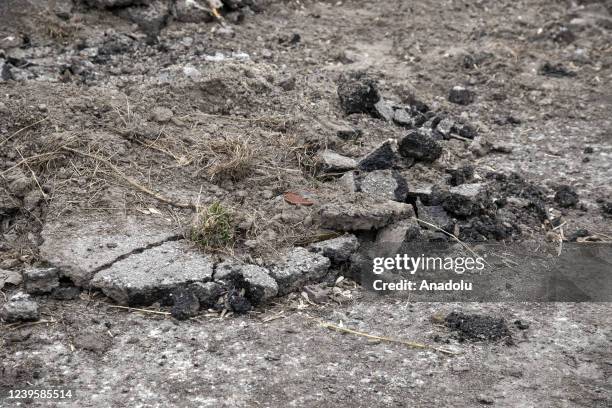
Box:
39, 215, 179, 287
90, 240, 214, 306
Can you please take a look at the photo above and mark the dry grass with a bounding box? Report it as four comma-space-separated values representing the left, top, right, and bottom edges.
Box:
190, 202, 235, 250
203, 136, 256, 181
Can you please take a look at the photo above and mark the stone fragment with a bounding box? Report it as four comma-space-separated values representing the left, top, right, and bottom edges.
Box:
308, 234, 360, 266
434, 118, 454, 140
91, 241, 214, 306
0, 293, 39, 322
316, 150, 357, 173
358, 140, 398, 171
554, 185, 579, 208
189, 281, 224, 308
373, 99, 394, 121
0, 269, 22, 290
448, 86, 475, 105
398, 131, 443, 162
359, 170, 408, 202
319, 193, 414, 231
337, 171, 357, 193
23, 267, 60, 294
376, 218, 421, 246
170, 289, 200, 320
337, 72, 381, 114
269, 247, 330, 295
303, 284, 330, 303
393, 108, 414, 127
417, 199, 454, 231
173, 0, 215, 22
447, 165, 475, 186
443, 183, 487, 217
215, 261, 278, 304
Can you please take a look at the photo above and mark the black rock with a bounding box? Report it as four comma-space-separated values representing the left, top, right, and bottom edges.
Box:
171, 289, 200, 320
398, 131, 443, 162
447, 165, 474, 186
358, 140, 397, 171
445, 311, 511, 341
337, 72, 381, 115
448, 86, 475, 105
567, 229, 590, 242
228, 289, 251, 314
554, 185, 579, 208
452, 122, 478, 139
538, 62, 576, 78
583, 146, 594, 154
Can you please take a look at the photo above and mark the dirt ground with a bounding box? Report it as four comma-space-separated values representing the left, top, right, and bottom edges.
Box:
1, 0, 611, 406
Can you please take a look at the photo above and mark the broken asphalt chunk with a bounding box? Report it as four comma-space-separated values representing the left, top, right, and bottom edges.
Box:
358, 140, 399, 171
359, 170, 408, 202
269, 247, 330, 296
319, 193, 414, 231
398, 131, 443, 162
23, 267, 60, 294
337, 72, 381, 114
448, 86, 475, 105
215, 261, 278, 305
1, 293, 39, 323
308, 234, 360, 266
316, 150, 357, 173
91, 240, 214, 306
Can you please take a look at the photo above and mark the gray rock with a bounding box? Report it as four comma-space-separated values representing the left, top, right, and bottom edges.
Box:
39, 215, 178, 287
376, 218, 421, 251
393, 108, 414, 127
173, 0, 215, 23
151, 106, 173, 123
337, 171, 357, 193
308, 234, 360, 266
434, 118, 454, 139
215, 261, 278, 304
319, 193, 415, 231
189, 281, 224, 308
359, 170, 408, 202
358, 140, 398, 171
91, 241, 214, 306
373, 99, 394, 121
0, 269, 22, 290
317, 150, 357, 173
449, 86, 475, 105
23, 267, 60, 294
303, 284, 330, 303
1, 293, 39, 322
269, 247, 331, 296
406, 183, 433, 203
417, 200, 454, 231
398, 131, 443, 162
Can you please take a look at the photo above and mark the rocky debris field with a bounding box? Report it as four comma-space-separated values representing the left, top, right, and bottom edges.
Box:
1, 0, 611, 406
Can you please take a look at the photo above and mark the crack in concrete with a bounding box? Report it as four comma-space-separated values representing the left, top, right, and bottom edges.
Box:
89, 234, 183, 276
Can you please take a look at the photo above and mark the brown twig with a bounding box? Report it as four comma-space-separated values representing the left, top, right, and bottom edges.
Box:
319, 321, 458, 355
107, 305, 171, 316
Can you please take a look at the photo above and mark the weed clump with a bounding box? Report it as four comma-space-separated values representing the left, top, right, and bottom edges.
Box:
190, 202, 234, 250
